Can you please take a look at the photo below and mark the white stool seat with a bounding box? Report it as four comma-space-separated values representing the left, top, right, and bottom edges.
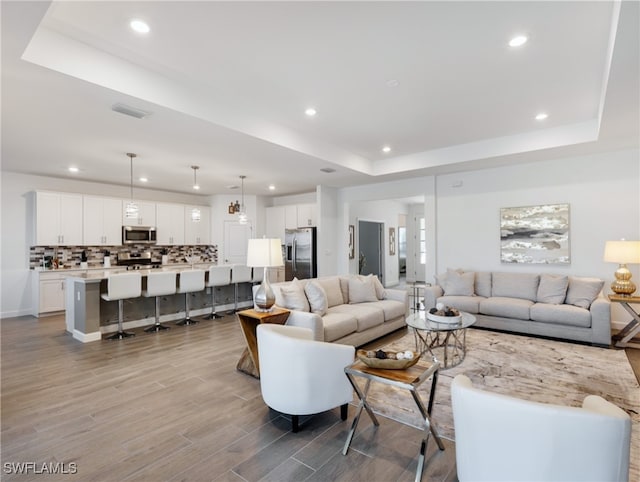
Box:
101, 272, 142, 340
251, 267, 264, 283
142, 271, 176, 332
205, 265, 232, 319
231, 265, 253, 313
176, 269, 205, 325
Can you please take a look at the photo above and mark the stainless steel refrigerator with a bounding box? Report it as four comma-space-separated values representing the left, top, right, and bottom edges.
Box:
285, 227, 317, 281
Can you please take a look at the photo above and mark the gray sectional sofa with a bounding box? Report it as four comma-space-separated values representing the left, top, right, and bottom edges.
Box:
264, 274, 409, 346
423, 269, 611, 346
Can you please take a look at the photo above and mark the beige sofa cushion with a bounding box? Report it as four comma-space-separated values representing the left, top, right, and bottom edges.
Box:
329, 304, 384, 332
349, 276, 378, 303
322, 311, 358, 342
304, 280, 328, 316
438, 295, 483, 314
480, 297, 533, 319
530, 303, 591, 328
279, 280, 310, 312
475, 272, 492, 298
359, 299, 406, 320
317, 277, 344, 307
565, 277, 604, 309
492, 272, 540, 301
537, 274, 569, 304
444, 271, 475, 296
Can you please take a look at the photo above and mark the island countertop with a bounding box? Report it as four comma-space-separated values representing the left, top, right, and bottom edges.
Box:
63, 264, 216, 282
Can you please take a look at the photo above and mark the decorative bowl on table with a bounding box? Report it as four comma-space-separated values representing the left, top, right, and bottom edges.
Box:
427, 305, 461, 324
357, 349, 420, 369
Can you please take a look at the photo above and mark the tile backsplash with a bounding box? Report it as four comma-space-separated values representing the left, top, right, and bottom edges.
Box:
30, 244, 218, 269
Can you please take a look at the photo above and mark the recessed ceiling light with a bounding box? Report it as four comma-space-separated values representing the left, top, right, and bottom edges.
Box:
386, 79, 399, 88
130, 19, 150, 34
68, 166, 79, 173
382, 146, 391, 153
508, 35, 528, 47
139, 177, 148, 183
535, 112, 548, 121
268, 184, 276, 191
305, 107, 317, 117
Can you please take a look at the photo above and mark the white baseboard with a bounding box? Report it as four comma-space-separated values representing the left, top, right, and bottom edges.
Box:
73, 329, 102, 343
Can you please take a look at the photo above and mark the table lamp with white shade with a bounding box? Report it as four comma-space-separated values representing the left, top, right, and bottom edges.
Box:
247, 238, 284, 311
603, 240, 640, 296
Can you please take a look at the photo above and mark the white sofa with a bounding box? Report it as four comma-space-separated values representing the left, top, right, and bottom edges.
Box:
265, 274, 409, 346
424, 269, 611, 346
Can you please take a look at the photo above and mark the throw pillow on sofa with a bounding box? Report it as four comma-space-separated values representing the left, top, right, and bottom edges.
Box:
349, 275, 378, 303
565, 277, 604, 309
537, 274, 569, 304
371, 275, 386, 300
318, 277, 344, 307
444, 271, 475, 296
304, 280, 328, 316
492, 272, 540, 301
280, 279, 310, 312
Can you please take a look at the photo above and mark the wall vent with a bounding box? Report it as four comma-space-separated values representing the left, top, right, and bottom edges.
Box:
111, 103, 151, 119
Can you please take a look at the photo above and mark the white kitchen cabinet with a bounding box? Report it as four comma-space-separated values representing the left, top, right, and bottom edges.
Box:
296, 203, 316, 227
83, 196, 122, 245
122, 200, 156, 226
32, 269, 85, 316
34, 191, 83, 246
156, 203, 185, 245
184, 205, 210, 245
268, 266, 285, 283
265, 206, 286, 241
284, 205, 298, 229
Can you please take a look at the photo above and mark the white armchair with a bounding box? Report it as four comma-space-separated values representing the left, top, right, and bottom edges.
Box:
451, 374, 631, 482
257, 324, 355, 432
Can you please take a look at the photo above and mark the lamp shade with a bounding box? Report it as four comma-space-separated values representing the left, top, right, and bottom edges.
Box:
603, 240, 640, 264
246, 238, 283, 268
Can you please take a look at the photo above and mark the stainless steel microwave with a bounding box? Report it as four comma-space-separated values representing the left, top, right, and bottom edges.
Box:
122, 226, 157, 245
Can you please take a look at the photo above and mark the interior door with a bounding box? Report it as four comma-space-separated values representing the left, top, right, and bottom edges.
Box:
358, 220, 384, 281
223, 221, 252, 264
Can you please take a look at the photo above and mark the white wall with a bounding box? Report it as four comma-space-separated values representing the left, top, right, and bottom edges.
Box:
0, 172, 209, 318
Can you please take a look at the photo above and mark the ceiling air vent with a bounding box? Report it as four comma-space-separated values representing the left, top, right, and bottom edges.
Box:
320, 167, 336, 173
111, 103, 151, 119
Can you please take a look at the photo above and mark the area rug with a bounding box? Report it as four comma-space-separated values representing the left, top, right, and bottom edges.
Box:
365, 328, 640, 480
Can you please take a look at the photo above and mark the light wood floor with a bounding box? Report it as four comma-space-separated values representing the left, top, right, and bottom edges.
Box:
0, 314, 457, 482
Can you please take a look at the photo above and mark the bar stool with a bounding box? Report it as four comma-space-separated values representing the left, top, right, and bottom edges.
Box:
101, 272, 142, 340
205, 265, 232, 319
142, 271, 176, 332
176, 269, 205, 325
230, 265, 253, 313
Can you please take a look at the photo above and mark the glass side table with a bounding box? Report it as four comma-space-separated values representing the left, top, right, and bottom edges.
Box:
342, 358, 444, 482
406, 311, 477, 368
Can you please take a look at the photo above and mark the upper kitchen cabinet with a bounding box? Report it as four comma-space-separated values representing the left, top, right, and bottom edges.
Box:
296, 203, 316, 228
184, 205, 210, 245
156, 203, 185, 245
284, 205, 298, 229
83, 196, 122, 246
265, 206, 286, 241
121, 200, 156, 227
34, 191, 83, 246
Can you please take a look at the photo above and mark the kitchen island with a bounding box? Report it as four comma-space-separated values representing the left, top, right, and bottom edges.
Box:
65, 265, 253, 342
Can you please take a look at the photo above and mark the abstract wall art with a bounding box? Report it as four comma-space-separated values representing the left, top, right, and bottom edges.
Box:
500, 203, 570, 264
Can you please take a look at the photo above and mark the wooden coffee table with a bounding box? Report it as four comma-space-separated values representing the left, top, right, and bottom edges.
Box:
236, 308, 290, 378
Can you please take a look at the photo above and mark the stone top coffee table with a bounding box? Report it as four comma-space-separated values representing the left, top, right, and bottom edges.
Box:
406, 311, 476, 368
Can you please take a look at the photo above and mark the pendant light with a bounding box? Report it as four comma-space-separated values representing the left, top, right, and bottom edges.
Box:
238, 175, 247, 225
124, 153, 139, 219
190, 166, 201, 222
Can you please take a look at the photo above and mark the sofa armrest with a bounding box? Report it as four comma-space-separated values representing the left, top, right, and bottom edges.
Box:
385, 288, 409, 317
589, 295, 612, 346
424, 285, 444, 310
284, 310, 324, 342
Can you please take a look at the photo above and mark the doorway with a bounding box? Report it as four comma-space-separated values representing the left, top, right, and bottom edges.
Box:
358, 220, 384, 282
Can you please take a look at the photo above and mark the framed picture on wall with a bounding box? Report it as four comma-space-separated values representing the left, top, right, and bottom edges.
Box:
500, 203, 570, 264
389, 227, 396, 256
348, 225, 355, 259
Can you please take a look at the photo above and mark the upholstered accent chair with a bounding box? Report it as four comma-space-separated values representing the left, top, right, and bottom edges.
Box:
257, 324, 354, 432
451, 374, 631, 482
